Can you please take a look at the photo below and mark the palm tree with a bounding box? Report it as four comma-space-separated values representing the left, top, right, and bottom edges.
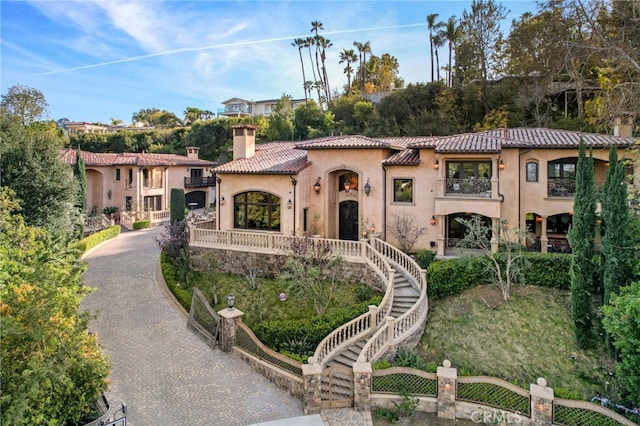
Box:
353, 41, 364, 90
311, 21, 325, 104
318, 36, 333, 103
339, 48, 358, 93
292, 38, 308, 100
443, 16, 459, 87
362, 41, 371, 90
426, 13, 444, 82
433, 33, 445, 81
305, 36, 321, 104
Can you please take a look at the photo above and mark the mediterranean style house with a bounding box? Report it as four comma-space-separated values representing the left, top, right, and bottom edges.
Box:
219, 97, 307, 118
212, 124, 638, 256
61, 147, 216, 215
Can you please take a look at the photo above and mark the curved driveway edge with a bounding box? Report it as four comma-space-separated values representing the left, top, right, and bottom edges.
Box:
81, 227, 303, 425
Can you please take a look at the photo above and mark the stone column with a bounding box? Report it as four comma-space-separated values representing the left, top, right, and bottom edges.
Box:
302, 358, 323, 415
353, 362, 372, 412
437, 359, 457, 420
530, 377, 554, 425
217, 308, 244, 353
540, 217, 549, 253
369, 305, 378, 330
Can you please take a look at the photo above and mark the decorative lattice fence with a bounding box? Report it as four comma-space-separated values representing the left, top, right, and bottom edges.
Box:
457, 377, 531, 416
553, 398, 638, 426
372, 367, 437, 397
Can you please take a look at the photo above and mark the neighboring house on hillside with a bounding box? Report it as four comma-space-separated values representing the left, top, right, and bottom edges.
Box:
61, 147, 217, 214
64, 121, 110, 135
212, 123, 638, 256
219, 97, 307, 118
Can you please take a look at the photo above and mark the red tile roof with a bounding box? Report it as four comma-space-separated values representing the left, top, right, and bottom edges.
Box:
60, 149, 215, 167
383, 149, 420, 166
213, 142, 311, 174
294, 135, 394, 150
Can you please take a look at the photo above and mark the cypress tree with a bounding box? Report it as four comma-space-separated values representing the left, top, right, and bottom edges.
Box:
567, 139, 596, 349
73, 147, 86, 214
170, 188, 185, 223
600, 146, 631, 309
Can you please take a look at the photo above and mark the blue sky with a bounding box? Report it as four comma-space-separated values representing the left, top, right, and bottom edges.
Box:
1, 1, 537, 124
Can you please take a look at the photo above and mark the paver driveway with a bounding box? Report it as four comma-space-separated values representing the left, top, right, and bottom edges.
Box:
81, 227, 303, 425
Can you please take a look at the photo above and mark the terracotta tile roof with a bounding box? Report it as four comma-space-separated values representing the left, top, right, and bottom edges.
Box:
378, 136, 438, 149
294, 135, 393, 150
484, 127, 636, 148
433, 133, 502, 153
383, 149, 420, 166
60, 149, 215, 167
213, 142, 311, 174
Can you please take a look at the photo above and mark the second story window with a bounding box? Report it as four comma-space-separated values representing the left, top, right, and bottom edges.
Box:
548, 159, 577, 196
446, 161, 491, 195
526, 162, 538, 182
115, 168, 121, 181
393, 178, 413, 203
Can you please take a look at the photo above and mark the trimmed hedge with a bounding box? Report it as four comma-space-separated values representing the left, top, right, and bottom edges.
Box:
132, 220, 151, 230
252, 296, 382, 354
426, 252, 582, 300
77, 226, 121, 254
160, 253, 193, 310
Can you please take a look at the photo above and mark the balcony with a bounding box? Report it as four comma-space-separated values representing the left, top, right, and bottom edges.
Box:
184, 176, 217, 187
547, 179, 576, 197
143, 178, 163, 189
446, 178, 491, 197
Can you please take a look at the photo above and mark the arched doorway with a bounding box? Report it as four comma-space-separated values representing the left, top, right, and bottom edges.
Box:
185, 191, 206, 209
339, 200, 359, 240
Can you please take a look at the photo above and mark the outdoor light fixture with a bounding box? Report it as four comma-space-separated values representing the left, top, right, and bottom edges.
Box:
287, 199, 292, 209
220, 196, 225, 206
227, 294, 235, 311
498, 159, 505, 170
430, 215, 437, 225
444, 382, 453, 392
433, 159, 440, 170
314, 177, 321, 194
344, 175, 351, 193
536, 216, 544, 223
107, 189, 112, 200
364, 178, 371, 196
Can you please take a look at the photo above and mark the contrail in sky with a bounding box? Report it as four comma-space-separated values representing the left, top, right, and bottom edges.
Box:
40, 23, 424, 75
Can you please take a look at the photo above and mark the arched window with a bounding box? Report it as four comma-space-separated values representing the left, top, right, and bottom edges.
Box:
234, 192, 281, 231
526, 161, 538, 182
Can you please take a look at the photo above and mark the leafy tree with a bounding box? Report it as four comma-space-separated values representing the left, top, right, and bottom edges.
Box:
0, 84, 49, 126
0, 113, 79, 234
73, 147, 87, 214
294, 99, 325, 140
457, 0, 508, 113
280, 237, 346, 315
601, 281, 640, 407
567, 140, 596, 348
0, 188, 110, 424
265, 95, 295, 141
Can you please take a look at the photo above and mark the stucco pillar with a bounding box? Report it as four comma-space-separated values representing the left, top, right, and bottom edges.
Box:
540, 217, 549, 253
530, 378, 554, 425
437, 359, 457, 420
302, 358, 323, 415
353, 362, 372, 411
437, 215, 445, 257
217, 307, 244, 353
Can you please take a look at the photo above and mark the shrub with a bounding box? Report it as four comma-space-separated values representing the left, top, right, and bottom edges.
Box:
102, 206, 118, 215
414, 249, 436, 269
170, 188, 185, 223
160, 253, 192, 310
519, 252, 571, 289
77, 225, 120, 253
132, 220, 151, 230
394, 348, 428, 371
427, 257, 483, 300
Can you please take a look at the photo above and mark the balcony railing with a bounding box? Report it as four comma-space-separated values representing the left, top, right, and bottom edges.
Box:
184, 176, 217, 187
446, 178, 491, 196
547, 179, 576, 197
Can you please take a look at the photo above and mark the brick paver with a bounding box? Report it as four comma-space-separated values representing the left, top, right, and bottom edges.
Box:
81, 228, 303, 425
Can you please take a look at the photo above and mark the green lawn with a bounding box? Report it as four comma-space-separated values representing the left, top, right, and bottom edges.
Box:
417, 285, 614, 399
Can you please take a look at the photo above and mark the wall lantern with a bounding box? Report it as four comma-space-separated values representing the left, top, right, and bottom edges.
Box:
287, 199, 292, 209
430, 215, 437, 225
344, 175, 351, 193
107, 189, 112, 199
536, 216, 544, 223
433, 159, 440, 170
227, 294, 236, 311
364, 178, 371, 196
220, 196, 225, 206
314, 177, 321, 194
498, 159, 506, 170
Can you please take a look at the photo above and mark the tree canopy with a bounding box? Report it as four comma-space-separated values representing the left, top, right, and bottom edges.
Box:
0, 84, 49, 127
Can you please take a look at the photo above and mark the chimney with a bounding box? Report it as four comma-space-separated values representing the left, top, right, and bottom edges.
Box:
186, 146, 200, 159
232, 124, 257, 160
614, 113, 634, 138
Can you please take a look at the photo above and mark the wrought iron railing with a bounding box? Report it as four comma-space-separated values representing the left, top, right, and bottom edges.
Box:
548, 179, 576, 197
184, 176, 217, 187
446, 178, 491, 196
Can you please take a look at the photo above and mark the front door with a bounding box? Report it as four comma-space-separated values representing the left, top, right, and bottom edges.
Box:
339, 200, 359, 240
